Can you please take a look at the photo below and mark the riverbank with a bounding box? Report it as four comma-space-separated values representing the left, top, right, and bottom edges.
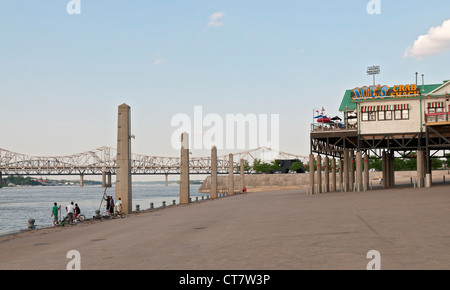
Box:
1, 184, 450, 270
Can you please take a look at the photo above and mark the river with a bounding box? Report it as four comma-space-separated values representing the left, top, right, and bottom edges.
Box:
0, 183, 204, 236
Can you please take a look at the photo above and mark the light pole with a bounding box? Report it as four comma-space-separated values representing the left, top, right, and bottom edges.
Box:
367, 66, 380, 86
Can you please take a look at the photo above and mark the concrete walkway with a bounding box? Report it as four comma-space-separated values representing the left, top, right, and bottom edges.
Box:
1, 185, 450, 270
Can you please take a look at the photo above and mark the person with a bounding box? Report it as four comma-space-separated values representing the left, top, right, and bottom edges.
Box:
109, 196, 115, 215
66, 202, 75, 223
51, 202, 60, 226
115, 197, 122, 214
103, 193, 111, 215
74, 203, 81, 220
243, 187, 247, 194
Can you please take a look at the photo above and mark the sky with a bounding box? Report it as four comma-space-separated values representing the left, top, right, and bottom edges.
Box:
1, 0, 450, 177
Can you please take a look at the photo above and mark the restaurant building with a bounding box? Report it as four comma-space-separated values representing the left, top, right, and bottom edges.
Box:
309, 79, 450, 194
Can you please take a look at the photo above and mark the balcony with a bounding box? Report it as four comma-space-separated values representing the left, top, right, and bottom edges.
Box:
311, 122, 357, 132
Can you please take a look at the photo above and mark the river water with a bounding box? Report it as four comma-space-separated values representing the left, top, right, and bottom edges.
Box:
0, 183, 204, 236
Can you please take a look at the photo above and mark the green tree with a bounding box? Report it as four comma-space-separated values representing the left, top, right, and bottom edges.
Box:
289, 162, 303, 173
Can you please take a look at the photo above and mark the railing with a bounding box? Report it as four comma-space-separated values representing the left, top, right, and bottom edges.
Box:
311, 123, 357, 132
425, 112, 449, 123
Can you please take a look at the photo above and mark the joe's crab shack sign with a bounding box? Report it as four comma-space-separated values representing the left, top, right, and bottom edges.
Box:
351, 84, 421, 100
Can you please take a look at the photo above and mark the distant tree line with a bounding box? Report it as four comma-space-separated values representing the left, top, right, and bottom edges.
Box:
1, 175, 41, 186
238, 159, 304, 174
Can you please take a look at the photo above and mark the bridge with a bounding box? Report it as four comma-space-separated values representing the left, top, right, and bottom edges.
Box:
0, 146, 308, 176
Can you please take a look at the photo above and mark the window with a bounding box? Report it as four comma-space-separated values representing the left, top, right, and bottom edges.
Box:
368, 112, 376, 121
378, 111, 385, 121
395, 110, 409, 120
362, 112, 368, 121
402, 109, 409, 119
385, 111, 392, 120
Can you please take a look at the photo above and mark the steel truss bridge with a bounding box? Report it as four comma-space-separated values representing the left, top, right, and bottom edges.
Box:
0, 146, 308, 176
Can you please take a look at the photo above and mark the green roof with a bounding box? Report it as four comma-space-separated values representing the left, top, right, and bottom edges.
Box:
339, 81, 448, 112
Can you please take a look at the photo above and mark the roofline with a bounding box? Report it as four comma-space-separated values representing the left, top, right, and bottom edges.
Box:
428, 80, 450, 95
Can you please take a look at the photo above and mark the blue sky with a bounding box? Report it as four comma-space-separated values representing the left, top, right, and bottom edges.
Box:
1, 0, 450, 161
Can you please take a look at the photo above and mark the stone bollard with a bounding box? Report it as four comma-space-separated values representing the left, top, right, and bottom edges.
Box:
172, 200, 176, 206
150, 202, 154, 209
189, 197, 192, 203
162, 201, 166, 207
28, 219, 35, 230
95, 210, 101, 219
195, 196, 199, 202
136, 204, 140, 212
201, 196, 204, 200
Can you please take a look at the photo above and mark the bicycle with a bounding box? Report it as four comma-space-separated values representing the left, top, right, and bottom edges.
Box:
73, 214, 86, 222
112, 210, 125, 219
57, 216, 75, 227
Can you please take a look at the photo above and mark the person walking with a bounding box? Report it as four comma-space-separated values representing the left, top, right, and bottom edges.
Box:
51, 202, 60, 226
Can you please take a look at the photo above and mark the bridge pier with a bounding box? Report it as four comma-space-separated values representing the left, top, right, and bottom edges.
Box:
80, 174, 84, 187
102, 171, 107, 188
210, 146, 218, 199
116, 103, 132, 214
107, 171, 112, 188
180, 132, 190, 204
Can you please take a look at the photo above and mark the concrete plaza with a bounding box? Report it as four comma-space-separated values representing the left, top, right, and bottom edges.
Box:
1, 185, 450, 270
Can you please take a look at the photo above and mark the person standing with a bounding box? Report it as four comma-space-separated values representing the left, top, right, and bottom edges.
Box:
66, 202, 75, 223
115, 197, 122, 214
109, 196, 114, 215
103, 193, 111, 216
74, 203, 81, 220
51, 202, 60, 226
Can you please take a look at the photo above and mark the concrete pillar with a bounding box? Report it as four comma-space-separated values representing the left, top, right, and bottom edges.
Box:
390, 152, 395, 187
240, 159, 245, 193
102, 171, 107, 188
309, 154, 315, 195
356, 151, 362, 192
382, 151, 387, 188
316, 155, 322, 194
80, 174, 84, 187
349, 150, 355, 191
228, 153, 234, 196
165, 174, 168, 187
417, 150, 424, 188
179, 132, 190, 204
331, 158, 336, 192
343, 149, 349, 191
116, 104, 132, 214
0, 171, 2, 189
324, 156, 330, 193
107, 171, 112, 188
338, 158, 343, 191
364, 154, 369, 191
211, 146, 218, 199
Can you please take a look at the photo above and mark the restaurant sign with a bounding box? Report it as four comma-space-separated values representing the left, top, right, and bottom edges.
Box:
351, 84, 421, 100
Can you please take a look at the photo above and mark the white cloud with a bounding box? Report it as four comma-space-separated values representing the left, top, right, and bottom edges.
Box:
404, 19, 450, 60
208, 12, 225, 27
